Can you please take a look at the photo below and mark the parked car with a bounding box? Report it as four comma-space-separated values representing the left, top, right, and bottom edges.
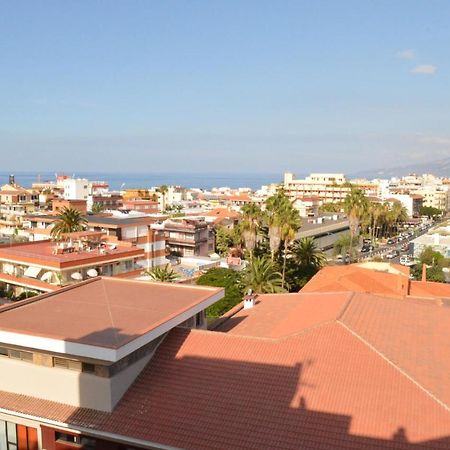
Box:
387, 238, 396, 245
400, 255, 416, 267
385, 250, 399, 259
361, 245, 374, 253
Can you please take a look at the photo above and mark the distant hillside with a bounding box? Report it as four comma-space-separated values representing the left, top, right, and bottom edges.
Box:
352, 156, 450, 179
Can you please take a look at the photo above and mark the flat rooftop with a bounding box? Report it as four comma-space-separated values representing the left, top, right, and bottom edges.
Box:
0, 240, 143, 268
0, 277, 223, 361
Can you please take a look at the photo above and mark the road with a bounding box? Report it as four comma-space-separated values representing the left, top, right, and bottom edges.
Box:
334, 223, 436, 265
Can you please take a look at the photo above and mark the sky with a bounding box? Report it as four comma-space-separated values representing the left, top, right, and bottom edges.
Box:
1, 0, 449, 175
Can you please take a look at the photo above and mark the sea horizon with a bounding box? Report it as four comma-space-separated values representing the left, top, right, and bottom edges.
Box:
0, 171, 288, 191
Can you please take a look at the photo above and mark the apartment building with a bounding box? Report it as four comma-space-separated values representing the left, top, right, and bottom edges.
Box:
23, 212, 167, 269
0, 277, 223, 449
0, 235, 144, 296
0, 180, 40, 231
122, 199, 159, 214
155, 218, 213, 257
62, 178, 89, 201
283, 172, 378, 203
52, 199, 87, 215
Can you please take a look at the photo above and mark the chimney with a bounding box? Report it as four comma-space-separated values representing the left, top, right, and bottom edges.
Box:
422, 263, 427, 282
9, 174, 15, 185
243, 289, 258, 309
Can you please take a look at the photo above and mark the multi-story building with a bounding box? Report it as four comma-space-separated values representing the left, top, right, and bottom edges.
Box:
387, 194, 423, 217
62, 178, 89, 201
87, 193, 123, 211
155, 218, 213, 257
283, 172, 378, 203
0, 235, 144, 296
52, 199, 87, 215
0, 178, 40, 231
122, 199, 159, 214
24, 212, 167, 269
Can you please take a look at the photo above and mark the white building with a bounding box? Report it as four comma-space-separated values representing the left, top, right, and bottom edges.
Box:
62, 178, 89, 201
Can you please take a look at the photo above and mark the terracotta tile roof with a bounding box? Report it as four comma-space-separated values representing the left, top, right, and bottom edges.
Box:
216, 292, 352, 337
340, 293, 450, 409
3, 324, 449, 449
409, 280, 450, 299
0, 266, 449, 449
0, 277, 223, 349
301, 264, 409, 297
204, 208, 241, 219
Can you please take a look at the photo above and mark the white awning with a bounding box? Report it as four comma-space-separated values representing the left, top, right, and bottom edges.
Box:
87, 269, 98, 278
24, 266, 41, 279
71, 272, 83, 281
40, 271, 53, 282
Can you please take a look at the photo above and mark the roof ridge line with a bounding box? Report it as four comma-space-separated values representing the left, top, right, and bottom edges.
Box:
100, 279, 120, 346
337, 321, 450, 414
208, 319, 337, 342
335, 292, 356, 321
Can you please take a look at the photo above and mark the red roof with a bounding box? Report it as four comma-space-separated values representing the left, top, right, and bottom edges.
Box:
301, 264, 410, 297
0, 266, 449, 449
1, 317, 449, 449
0, 277, 222, 349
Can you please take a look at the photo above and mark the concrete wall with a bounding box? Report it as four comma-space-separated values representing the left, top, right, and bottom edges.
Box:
0, 357, 114, 411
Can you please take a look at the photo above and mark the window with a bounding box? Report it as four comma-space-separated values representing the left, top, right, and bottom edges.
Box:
0, 421, 37, 450
55, 432, 96, 449
9, 350, 33, 362
53, 357, 82, 371
82, 362, 96, 374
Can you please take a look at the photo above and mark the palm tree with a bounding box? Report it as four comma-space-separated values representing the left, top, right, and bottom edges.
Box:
241, 203, 262, 261
158, 185, 169, 211
145, 264, 179, 282
265, 190, 291, 261
343, 188, 368, 260
242, 256, 286, 293
91, 202, 104, 214
280, 206, 301, 288
50, 207, 87, 239
291, 237, 326, 270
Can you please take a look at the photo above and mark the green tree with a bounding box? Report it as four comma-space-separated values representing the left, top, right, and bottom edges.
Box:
145, 264, 179, 282
343, 188, 369, 258
215, 226, 241, 256
291, 237, 326, 271
91, 202, 104, 214
286, 237, 326, 290
197, 268, 243, 317
242, 256, 286, 293
420, 206, 442, 219
50, 207, 88, 239
333, 233, 358, 258
241, 203, 262, 260
264, 189, 293, 261
279, 205, 301, 288
418, 246, 444, 266
158, 185, 169, 211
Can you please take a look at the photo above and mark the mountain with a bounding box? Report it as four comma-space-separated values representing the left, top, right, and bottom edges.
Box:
351, 156, 450, 179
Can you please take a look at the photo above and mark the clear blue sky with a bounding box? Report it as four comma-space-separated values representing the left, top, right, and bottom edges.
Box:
1, 0, 449, 174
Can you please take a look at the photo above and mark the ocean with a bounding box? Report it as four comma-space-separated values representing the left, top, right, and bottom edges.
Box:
0, 171, 285, 191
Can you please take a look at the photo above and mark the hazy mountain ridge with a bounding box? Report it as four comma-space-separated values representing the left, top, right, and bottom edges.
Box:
351, 156, 450, 179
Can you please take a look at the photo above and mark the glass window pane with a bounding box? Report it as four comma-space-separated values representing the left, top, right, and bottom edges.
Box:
7, 421, 17, 444
0, 420, 7, 449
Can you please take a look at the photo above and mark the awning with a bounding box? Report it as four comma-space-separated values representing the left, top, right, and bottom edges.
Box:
24, 266, 42, 279
40, 271, 53, 282
71, 272, 83, 281
87, 269, 98, 278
